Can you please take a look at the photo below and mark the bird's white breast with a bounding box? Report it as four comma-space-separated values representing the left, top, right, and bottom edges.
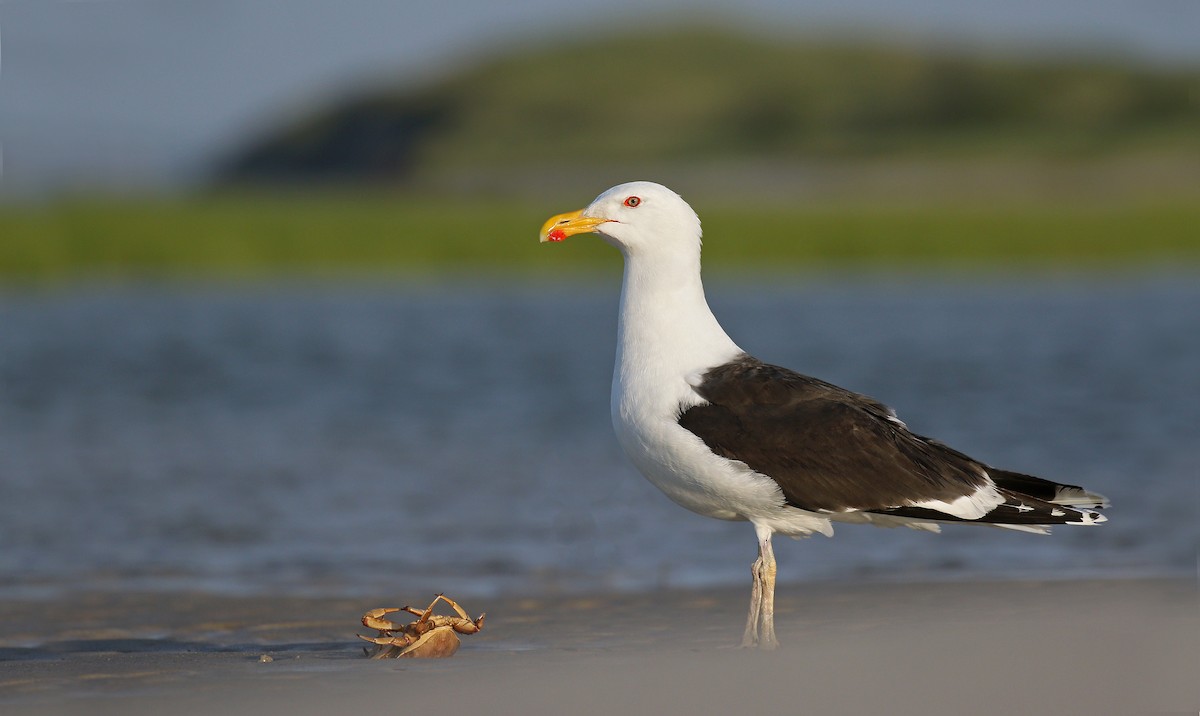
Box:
612, 399, 783, 518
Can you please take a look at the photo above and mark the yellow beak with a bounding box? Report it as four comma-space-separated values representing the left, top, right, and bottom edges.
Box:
539, 209, 612, 243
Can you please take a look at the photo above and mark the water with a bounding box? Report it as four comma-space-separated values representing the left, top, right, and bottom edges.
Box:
1, 276, 1196, 599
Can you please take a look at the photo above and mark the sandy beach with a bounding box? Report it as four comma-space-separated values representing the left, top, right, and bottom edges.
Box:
0, 577, 1193, 716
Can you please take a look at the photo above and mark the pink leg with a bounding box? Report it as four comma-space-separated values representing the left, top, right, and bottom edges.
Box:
741, 525, 780, 649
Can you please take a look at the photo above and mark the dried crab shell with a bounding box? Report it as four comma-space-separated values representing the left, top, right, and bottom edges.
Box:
358, 595, 484, 659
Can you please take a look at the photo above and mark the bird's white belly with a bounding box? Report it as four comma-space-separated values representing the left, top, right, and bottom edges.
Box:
616, 418, 757, 520
612, 407, 834, 537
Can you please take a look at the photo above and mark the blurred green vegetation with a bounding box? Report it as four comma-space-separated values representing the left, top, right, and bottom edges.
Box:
2, 193, 1196, 282
223, 29, 1200, 182
8, 30, 1198, 283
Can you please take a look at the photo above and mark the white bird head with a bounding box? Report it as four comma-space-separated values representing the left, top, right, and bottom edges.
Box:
539, 181, 702, 258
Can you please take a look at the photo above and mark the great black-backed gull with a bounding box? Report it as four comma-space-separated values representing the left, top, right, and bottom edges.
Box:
539, 181, 1108, 649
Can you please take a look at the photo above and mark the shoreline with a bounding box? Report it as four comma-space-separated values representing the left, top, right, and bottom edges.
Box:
1, 576, 1194, 715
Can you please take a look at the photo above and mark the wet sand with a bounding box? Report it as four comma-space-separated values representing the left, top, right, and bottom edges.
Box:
1, 578, 1194, 716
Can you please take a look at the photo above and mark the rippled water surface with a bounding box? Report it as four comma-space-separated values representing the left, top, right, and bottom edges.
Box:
1, 276, 1195, 598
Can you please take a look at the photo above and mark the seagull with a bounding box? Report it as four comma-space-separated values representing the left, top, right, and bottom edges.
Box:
539, 181, 1108, 649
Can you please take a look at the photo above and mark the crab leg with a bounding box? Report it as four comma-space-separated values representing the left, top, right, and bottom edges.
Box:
410, 597, 443, 624
357, 633, 415, 648
431, 594, 471, 621
426, 595, 485, 633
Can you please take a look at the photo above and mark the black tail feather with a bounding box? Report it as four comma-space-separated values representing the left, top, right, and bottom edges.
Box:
990, 469, 1110, 509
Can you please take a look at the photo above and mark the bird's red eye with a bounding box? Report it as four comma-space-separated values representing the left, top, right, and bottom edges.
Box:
624, 196, 641, 207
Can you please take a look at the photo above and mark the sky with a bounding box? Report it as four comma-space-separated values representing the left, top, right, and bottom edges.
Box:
1, 0, 1197, 198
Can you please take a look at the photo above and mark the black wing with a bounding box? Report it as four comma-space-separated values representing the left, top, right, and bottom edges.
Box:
678, 355, 1106, 524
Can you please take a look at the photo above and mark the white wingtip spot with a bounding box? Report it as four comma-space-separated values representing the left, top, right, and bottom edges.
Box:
1070, 511, 1107, 526
910, 478, 1004, 520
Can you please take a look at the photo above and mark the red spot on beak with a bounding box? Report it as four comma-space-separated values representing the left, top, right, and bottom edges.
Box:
546, 229, 566, 242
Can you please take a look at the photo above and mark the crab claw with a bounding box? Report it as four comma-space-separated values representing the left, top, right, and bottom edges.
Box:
453, 613, 485, 634
362, 607, 405, 631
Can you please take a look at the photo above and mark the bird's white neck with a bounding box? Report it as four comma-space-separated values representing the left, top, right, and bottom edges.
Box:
612, 245, 741, 414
